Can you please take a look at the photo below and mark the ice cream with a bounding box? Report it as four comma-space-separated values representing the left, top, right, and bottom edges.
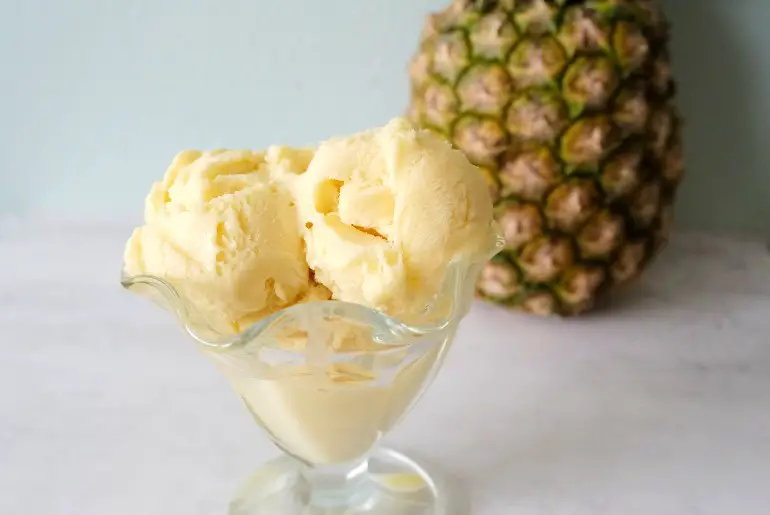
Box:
230, 342, 443, 464
123, 117, 498, 466
123, 147, 316, 335
124, 118, 496, 329
218, 313, 450, 464
293, 117, 497, 316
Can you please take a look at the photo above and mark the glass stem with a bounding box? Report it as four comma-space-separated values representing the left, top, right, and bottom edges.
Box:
298, 455, 372, 508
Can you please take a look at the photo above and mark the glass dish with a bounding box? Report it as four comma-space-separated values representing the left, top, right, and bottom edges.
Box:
121, 234, 501, 514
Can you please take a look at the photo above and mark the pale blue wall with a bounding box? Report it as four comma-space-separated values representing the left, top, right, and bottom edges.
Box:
1, 0, 768, 231
667, 1, 770, 232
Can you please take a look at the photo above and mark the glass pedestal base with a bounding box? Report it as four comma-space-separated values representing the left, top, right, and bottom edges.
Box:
229, 447, 450, 515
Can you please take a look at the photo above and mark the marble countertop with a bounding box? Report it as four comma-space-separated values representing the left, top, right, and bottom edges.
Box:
2, 218, 770, 515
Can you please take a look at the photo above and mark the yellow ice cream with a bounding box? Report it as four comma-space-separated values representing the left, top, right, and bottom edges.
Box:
230, 342, 442, 464
294, 117, 497, 315
123, 118, 498, 466
223, 313, 447, 464
123, 147, 315, 335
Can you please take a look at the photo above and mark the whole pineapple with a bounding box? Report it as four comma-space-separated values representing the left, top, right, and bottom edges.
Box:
407, 0, 684, 316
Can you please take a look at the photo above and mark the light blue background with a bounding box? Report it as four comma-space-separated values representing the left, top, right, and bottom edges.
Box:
1, 0, 768, 231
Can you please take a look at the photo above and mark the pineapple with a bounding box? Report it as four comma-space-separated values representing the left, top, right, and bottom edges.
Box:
407, 0, 684, 316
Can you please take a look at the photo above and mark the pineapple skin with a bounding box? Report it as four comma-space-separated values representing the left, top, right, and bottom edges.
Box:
407, 0, 684, 316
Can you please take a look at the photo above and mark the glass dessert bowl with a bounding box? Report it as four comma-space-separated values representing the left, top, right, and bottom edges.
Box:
121, 249, 498, 515
122, 242, 501, 514
118, 116, 505, 514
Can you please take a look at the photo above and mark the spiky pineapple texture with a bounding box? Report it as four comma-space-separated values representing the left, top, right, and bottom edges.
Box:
407, 0, 684, 316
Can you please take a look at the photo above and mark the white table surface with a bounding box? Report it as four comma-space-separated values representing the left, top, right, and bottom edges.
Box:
2, 217, 770, 515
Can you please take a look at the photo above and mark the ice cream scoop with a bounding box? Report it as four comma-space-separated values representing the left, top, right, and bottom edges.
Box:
123, 147, 315, 335
293, 117, 498, 316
